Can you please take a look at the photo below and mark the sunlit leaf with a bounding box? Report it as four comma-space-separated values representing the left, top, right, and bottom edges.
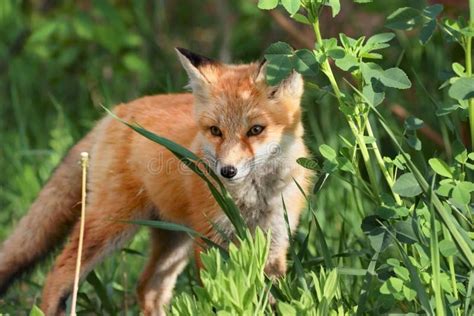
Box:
386, 7, 421, 30
257, 0, 279, 10
393, 173, 422, 197
281, 0, 300, 15
428, 158, 453, 178
449, 77, 474, 101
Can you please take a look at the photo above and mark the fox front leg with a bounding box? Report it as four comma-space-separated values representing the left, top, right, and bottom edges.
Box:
264, 216, 289, 279
264, 181, 307, 279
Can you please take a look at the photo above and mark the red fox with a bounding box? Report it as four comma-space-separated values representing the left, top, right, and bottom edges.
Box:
0, 48, 311, 315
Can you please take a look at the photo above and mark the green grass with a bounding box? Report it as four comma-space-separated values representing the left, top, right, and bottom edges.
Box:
1, 0, 473, 315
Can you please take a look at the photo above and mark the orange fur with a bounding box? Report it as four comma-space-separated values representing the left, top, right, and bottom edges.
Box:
0, 49, 312, 316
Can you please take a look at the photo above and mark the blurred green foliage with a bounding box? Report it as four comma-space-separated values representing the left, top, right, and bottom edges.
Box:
0, 0, 472, 314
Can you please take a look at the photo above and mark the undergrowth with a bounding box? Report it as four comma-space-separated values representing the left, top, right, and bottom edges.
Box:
1, 0, 473, 315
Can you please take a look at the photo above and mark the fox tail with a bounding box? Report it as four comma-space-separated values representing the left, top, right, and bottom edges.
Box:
0, 131, 95, 295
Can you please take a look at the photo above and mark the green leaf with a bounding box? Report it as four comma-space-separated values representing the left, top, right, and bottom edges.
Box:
448, 77, 474, 101
452, 62, 466, 77
292, 13, 311, 24
393, 173, 422, 197
339, 33, 357, 48
395, 218, 419, 244
451, 184, 471, 205
386, 7, 421, 30
428, 158, 453, 178
257, 0, 279, 10
403, 285, 417, 301
420, 19, 436, 44
363, 136, 377, 144
379, 68, 412, 89
422, 4, 443, 19
436, 183, 454, 197
388, 277, 404, 292
86, 271, 117, 314
319, 144, 337, 161
335, 54, 359, 72
327, 0, 341, 17
293, 49, 318, 76
439, 239, 458, 257
281, 0, 300, 15
296, 157, 319, 171
265, 41, 293, 56
405, 116, 424, 130
327, 47, 345, 59
418, 4, 443, 44
29, 306, 45, 316
406, 134, 421, 151
453, 140, 468, 164
323, 269, 339, 301
361, 216, 392, 252
394, 266, 410, 281
366, 32, 395, 45
360, 62, 383, 82
264, 42, 294, 85
29, 21, 59, 43
336, 156, 356, 174
277, 302, 297, 316
122, 53, 149, 75
73, 16, 94, 40
362, 84, 385, 106
323, 160, 338, 173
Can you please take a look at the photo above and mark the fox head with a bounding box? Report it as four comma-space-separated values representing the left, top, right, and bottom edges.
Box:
176, 48, 304, 181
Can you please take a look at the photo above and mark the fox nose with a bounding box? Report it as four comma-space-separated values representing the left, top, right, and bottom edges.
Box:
220, 165, 237, 179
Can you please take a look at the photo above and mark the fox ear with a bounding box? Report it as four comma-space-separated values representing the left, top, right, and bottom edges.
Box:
255, 59, 267, 83
175, 48, 217, 90
255, 59, 304, 99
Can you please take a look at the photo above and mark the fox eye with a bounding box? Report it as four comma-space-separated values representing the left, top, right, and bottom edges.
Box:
210, 126, 223, 137
247, 125, 265, 137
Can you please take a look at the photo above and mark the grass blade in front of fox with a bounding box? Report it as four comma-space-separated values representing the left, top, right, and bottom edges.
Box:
293, 177, 334, 269
127, 219, 228, 256
281, 195, 308, 291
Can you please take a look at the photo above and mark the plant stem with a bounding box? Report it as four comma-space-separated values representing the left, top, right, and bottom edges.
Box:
468, 0, 474, 149
312, 19, 381, 200
71, 152, 89, 316
442, 227, 461, 316
348, 119, 381, 201
365, 121, 403, 204
430, 198, 445, 316
313, 17, 408, 204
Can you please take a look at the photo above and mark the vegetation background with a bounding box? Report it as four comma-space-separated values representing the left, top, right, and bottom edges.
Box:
0, 0, 472, 315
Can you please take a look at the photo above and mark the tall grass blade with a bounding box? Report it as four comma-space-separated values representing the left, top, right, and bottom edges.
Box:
429, 177, 445, 316
355, 253, 378, 316
281, 195, 308, 291
465, 271, 474, 316
86, 271, 116, 315
397, 243, 434, 315
127, 219, 226, 253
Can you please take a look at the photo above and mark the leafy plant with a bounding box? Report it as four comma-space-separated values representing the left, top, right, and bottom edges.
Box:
256, 0, 473, 315
2, 0, 474, 315
170, 228, 271, 315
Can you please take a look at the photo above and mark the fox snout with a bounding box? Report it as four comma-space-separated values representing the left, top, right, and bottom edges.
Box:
216, 159, 245, 180
220, 165, 238, 179
214, 142, 282, 181
215, 143, 252, 180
